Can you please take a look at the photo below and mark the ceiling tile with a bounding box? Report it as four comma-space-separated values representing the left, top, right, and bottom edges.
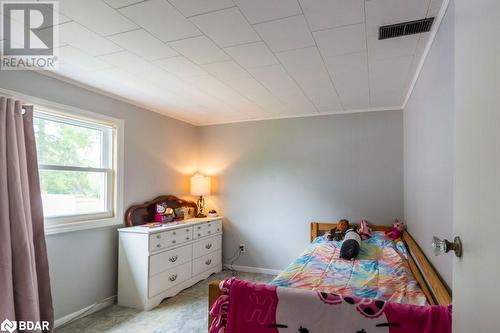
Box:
224, 42, 279, 68
59, 22, 122, 56
367, 32, 420, 60
299, 0, 364, 31
202, 61, 252, 81
168, 36, 230, 64
234, 0, 302, 24
369, 55, 413, 107
225, 77, 287, 113
428, 0, 444, 16
58, 0, 137, 36
103, 0, 145, 9
108, 29, 179, 61
365, 0, 430, 33
154, 56, 208, 77
254, 15, 315, 52
98, 51, 161, 76
190, 7, 260, 47
314, 23, 366, 58
119, 0, 201, 42
324, 52, 370, 109
168, 0, 235, 17
58, 46, 113, 71
248, 64, 317, 114
277, 47, 341, 111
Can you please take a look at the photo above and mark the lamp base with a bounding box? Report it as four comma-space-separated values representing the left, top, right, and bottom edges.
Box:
196, 195, 206, 218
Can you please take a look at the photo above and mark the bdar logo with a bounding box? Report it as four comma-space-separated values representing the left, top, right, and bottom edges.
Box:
0, 319, 17, 333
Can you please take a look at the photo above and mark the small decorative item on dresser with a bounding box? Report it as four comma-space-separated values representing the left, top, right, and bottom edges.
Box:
208, 209, 218, 218
154, 202, 174, 223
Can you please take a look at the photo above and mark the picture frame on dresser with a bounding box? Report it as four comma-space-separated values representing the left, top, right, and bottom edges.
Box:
118, 195, 223, 310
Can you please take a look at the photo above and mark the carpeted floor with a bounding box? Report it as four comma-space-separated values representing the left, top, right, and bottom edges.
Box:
56, 270, 275, 333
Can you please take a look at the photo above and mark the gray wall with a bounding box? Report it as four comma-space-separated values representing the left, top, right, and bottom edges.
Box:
0, 71, 198, 320
199, 111, 403, 271
403, 3, 454, 287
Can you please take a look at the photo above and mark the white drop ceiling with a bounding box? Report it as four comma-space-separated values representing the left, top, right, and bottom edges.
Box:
8, 0, 444, 125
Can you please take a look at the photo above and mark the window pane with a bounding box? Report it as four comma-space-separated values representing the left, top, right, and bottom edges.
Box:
34, 116, 103, 168
40, 170, 107, 217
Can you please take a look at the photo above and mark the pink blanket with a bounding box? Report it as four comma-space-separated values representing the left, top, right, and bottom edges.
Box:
210, 278, 451, 333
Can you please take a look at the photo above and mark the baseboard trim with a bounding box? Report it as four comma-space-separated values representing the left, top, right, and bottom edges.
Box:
54, 295, 116, 328
228, 264, 282, 276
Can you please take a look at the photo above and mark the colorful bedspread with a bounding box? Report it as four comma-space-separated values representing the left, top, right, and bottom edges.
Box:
271, 232, 427, 304
209, 278, 452, 333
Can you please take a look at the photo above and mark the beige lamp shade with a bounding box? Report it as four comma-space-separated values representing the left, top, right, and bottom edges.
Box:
190, 173, 211, 196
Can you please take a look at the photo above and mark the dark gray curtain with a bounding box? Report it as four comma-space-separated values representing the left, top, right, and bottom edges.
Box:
0, 97, 54, 332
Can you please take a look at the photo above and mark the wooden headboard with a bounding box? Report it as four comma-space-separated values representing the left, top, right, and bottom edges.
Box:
124, 195, 198, 226
310, 222, 452, 305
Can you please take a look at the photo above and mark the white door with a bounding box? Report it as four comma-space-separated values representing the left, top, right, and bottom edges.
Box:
454, 0, 500, 331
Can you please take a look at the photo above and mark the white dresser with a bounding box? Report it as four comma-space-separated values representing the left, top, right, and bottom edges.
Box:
117, 217, 223, 310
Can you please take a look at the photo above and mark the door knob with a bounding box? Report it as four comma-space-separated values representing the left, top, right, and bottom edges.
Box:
432, 236, 462, 257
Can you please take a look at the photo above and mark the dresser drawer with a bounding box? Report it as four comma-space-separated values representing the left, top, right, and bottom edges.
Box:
192, 250, 221, 276
193, 220, 222, 239
149, 244, 192, 276
193, 223, 207, 239
149, 262, 191, 298
149, 227, 193, 252
193, 235, 222, 259
206, 220, 222, 235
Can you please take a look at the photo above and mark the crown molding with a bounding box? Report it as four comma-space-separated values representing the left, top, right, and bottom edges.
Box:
402, 0, 451, 109
198, 106, 403, 126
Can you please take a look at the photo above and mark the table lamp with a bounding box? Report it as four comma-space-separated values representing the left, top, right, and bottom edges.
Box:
190, 173, 210, 217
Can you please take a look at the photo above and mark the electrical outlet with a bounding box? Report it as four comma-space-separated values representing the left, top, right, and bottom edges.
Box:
239, 243, 247, 253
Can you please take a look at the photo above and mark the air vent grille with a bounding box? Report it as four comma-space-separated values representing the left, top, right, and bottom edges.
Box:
379, 18, 434, 40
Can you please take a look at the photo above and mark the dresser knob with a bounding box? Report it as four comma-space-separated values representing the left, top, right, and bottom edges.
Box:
208, 230, 211, 234
205, 259, 212, 265
156, 244, 161, 248
169, 255, 178, 262
169, 274, 178, 282
186, 229, 190, 232
197, 226, 201, 229
172, 231, 176, 235
205, 243, 212, 249
156, 235, 161, 239
198, 233, 201, 237
217, 228, 220, 232
208, 224, 211, 227
172, 240, 176, 244
186, 237, 190, 240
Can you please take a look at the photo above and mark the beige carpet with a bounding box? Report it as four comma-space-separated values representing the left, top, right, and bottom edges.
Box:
56, 270, 274, 333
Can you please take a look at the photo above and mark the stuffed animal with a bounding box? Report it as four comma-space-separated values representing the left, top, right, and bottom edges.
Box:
154, 202, 174, 223
340, 227, 361, 260
327, 219, 350, 241
359, 219, 372, 240
385, 220, 405, 241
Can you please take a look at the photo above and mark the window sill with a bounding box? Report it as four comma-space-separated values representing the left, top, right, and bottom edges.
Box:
44, 217, 124, 236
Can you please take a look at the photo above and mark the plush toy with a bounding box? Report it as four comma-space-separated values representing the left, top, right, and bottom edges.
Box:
154, 202, 174, 223
359, 219, 372, 240
385, 220, 405, 241
340, 227, 362, 260
327, 219, 350, 241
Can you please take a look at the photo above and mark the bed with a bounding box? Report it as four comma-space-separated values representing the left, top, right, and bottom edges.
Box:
208, 222, 451, 331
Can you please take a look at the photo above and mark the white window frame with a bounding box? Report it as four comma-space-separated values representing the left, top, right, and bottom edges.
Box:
0, 88, 124, 235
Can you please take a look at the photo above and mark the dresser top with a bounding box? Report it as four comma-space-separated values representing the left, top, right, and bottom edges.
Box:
118, 216, 223, 235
